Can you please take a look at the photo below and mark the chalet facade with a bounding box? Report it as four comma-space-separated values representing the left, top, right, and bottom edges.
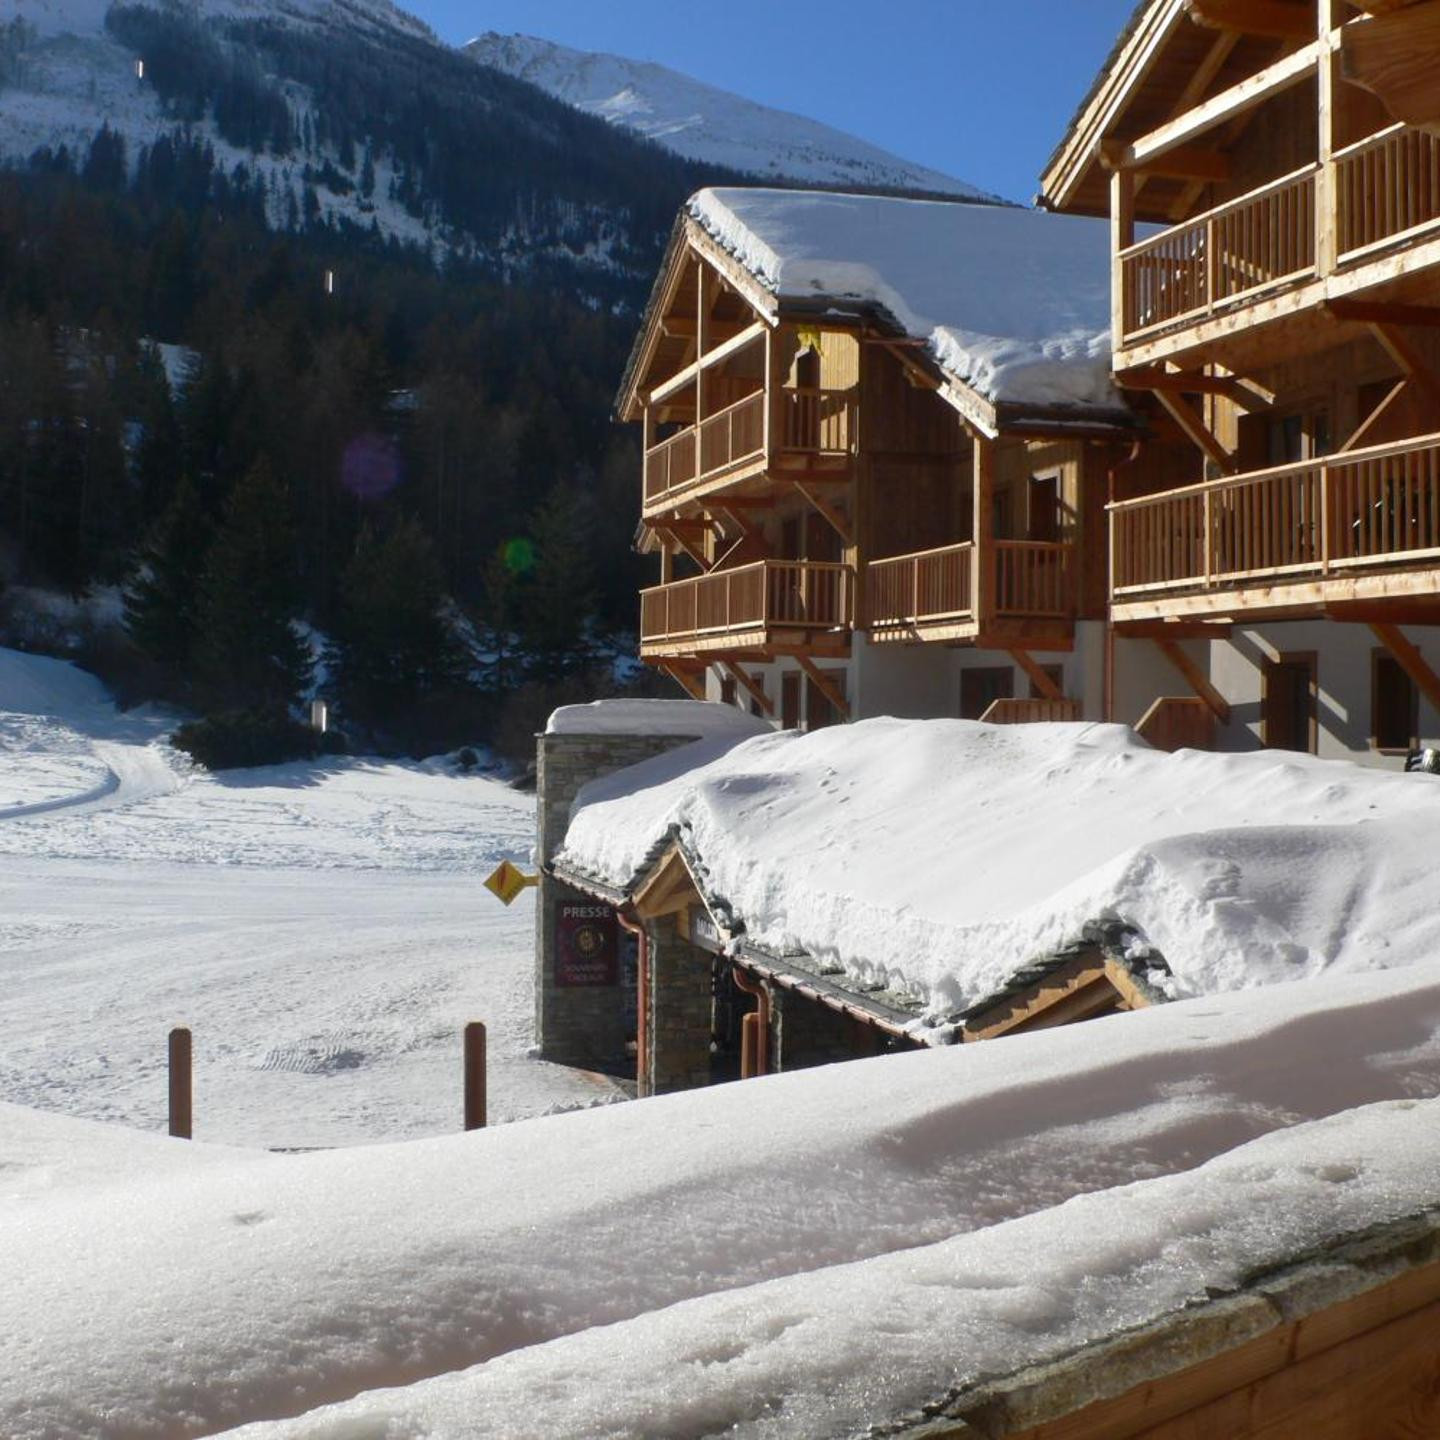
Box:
1042, 0, 1440, 762
616, 188, 1183, 730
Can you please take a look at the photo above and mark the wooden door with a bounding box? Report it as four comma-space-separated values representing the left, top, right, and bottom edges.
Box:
1262, 653, 1316, 753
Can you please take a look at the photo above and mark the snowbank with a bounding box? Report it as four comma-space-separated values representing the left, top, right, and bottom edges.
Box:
546, 697, 772, 738
558, 718, 1440, 1017
689, 187, 1121, 413
0, 644, 111, 717
9, 957, 1440, 1437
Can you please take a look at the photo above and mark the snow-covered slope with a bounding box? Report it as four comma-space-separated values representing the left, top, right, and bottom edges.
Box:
466, 31, 999, 201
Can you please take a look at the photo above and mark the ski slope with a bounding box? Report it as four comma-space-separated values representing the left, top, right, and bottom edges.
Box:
0, 648, 614, 1148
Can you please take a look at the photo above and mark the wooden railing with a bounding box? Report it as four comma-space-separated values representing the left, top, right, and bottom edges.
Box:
640, 561, 853, 644
1111, 431, 1440, 598
1336, 123, 1440, 260
866, 540, 1075, 628
644, 427, 696, 505
1119, 166, 1317, 339
1136, 697, 1215, 753
867, 543, 974, 629
980, 697, 1082, 725
698, 390, 765, 477
781, 387, 855, 453
995, 541, 1075, 617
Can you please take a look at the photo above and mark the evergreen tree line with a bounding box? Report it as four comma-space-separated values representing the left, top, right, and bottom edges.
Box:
0, 123, 673, 754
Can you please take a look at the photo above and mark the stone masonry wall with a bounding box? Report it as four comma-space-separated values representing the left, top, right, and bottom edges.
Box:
645, 912, 714, 1096
534, 730, 699, 1069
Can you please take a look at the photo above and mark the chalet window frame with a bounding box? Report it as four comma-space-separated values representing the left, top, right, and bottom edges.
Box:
1262, 650, 1318, 754
1370, 647, 1419, 755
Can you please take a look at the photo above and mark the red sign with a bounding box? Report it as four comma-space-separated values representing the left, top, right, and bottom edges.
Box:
556, 903, 618, 987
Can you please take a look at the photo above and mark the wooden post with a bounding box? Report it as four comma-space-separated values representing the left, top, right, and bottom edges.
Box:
168, 1026, 192, 1140
464, 1021, 487, 1131
973, 437, 996, 629
1111, 167, 1136, 345
1316, 0, 1340, 277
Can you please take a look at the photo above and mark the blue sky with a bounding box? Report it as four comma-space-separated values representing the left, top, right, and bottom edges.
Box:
408, 2, 1137, 204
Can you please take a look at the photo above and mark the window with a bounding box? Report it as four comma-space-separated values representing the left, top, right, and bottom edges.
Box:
1372, 651, 1418, 753
719, 674, 737, 709
961, 666, 1013, 720
1028, 474, 1061, 543
1262, 653, 1317, 753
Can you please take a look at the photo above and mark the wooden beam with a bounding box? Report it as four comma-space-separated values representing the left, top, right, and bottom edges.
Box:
658, 525, 711, 573
1339, 376, 1411, 453
795, 655, 850, 721
1325, 299, 1440, 328
1119, 366, 1272, 408
1369, 622, 1440, 715
1124, 40, 1320, 166
1102, 140, 1232, 181
660, 663, 706, 701
646, 320, 767, 406
1007, 649, 1065, 702
878, 340, 941, 390
722, 661, 774, 717
1155, 637, 1232, 723
660, 317, 747, 341
1154, 390, 1239, 474
1114, 620, 1234, 640
1185, 0, 1316, 40
1341, 0, 1440, 130
792, 479, 855, 547
1370, 321, 1440, 410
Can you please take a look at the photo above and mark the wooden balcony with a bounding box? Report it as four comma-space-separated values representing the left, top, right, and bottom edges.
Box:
1110, 431, 1440, 620
639, 560, 853, 657
1116, 125, 1440, 362
642, 386, 855, 516
866, 540, 1076, 643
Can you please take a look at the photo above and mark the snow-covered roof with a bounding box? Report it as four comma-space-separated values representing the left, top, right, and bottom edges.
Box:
556, 718, 1440, 1028
688, 187, 1126, 420
545, 698, 771, 739
11, 957, 1440, 1437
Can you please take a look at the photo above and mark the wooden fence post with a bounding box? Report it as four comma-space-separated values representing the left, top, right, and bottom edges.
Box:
464, 1021, 487, 1131
168, 1027, 192, 1140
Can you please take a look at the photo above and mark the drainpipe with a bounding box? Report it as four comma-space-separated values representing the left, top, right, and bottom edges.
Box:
616, 908, 648, 1094
730, 963, 771, 1077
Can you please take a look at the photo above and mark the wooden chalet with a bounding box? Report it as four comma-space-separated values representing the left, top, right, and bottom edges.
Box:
1043, 0, 1440, 760
617, 188, 1149, 729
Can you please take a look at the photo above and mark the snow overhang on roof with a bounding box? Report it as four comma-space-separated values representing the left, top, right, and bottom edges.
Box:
616, 188, 1141, 437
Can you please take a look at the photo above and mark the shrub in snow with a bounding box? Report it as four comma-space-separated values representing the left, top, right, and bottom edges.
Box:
171, 710, 345, 770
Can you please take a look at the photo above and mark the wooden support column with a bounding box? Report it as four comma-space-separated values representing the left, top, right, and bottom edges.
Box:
795, 654, 850, 722
722, 661, 775, 717
1369, 623, 1440, 716
766, 325, 785, 466
659, 534, 674, 585
1316, 0, 1341, 278
972, 437, 996, 627
1156, 637, 1232, 724
1008, 649, 1064, 702
1110, 168, 1135, 347
696, 267, 715, 430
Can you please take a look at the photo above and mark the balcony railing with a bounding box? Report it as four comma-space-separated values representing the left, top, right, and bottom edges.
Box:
1110, 431, 1440, 599
866, 540, 1075, 631
1118, 124, 1440, 347
1336, 123, 1440, 260
781, 386, 854, 453
1120, 166, 1317, 340
640, 561, 853, 646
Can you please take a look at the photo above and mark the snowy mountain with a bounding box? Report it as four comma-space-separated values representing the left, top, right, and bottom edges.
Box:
465, 32, 999, 202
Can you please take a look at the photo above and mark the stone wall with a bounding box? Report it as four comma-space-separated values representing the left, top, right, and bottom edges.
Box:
534, 729, 700, 1069
644, 912, 714, 1096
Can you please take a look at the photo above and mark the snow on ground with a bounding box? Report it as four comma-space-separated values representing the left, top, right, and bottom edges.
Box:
689, 187, 1121, 414
559, 717, 1440, 1023
8, 955, 1440, 1438
0, 647, 612, 1147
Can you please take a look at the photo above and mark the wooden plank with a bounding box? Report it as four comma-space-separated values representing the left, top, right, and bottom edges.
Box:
1155, 637, 1233, 722
722, 661, 775, 717
1339, 375, 1410, 453
1124, 41, 1320, 168
1114, 620, 1234, 639
1154, 390, 1240, 474
1185, 0, 1316, 39
1104, 142, 1232, 182
1341, 0, 1440, 130
646, 320, 768, 406
795, 655, 850, 721
1007, 648, 1066, 701
793, 479, 855, 547
1325, 298, 1440, 327
1369, 621, 1440, 713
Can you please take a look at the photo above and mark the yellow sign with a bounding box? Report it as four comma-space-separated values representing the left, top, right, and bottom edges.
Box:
484, 859, 538, 906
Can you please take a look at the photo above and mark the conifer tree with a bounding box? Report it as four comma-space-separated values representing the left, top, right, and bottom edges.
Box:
196, 457, 311, 711
330, 516, 464, 732
522, 482, 596, 679
123, 477, 210, 679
